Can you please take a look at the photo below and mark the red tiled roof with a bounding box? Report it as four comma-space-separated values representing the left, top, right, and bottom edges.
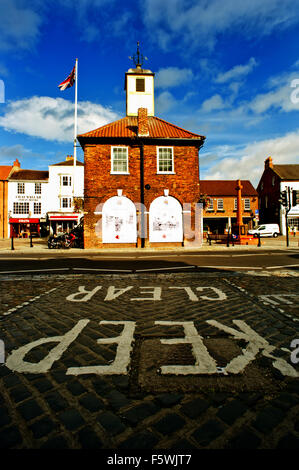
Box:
200, 180, 258, 196
0, 166, 13, 180
78, 116, 205, 141
8, 170, 49, 181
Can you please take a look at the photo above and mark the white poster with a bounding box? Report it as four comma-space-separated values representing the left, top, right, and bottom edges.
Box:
149, 195, 183, 242
102, 195, 137, 243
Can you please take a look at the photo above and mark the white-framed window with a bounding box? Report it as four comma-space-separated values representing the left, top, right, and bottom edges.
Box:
157, 147, 174, 174
35, 183, 41, 194
207, 199, 214, 211
17, 183, 25, 194
244, 198, 251, 211
217, 199, 224, 211
61, 197, 72, 209
234, 198, 237, 210
272, 176, 275, 186
34, 202, 41, 214
111, 147, 129, 174
61, 175, 72, 186
13, 202, 29, 214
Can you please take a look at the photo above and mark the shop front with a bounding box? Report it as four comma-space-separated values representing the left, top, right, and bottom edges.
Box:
47, 213, 80, 235
9, 218, 41, 238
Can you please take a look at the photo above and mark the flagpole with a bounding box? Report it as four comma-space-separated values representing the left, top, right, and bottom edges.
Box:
73, 58, 78, 199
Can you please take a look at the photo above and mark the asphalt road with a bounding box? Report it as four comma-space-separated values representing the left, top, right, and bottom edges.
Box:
0, 249, 298, 274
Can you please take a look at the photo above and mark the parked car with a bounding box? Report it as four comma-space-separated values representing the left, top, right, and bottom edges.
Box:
248, 224, 280, 238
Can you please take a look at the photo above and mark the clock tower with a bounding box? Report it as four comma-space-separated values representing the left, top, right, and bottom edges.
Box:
125, 42, 155, 117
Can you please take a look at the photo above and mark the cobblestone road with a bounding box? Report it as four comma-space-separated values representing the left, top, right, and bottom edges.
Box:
0, 272, 298, 451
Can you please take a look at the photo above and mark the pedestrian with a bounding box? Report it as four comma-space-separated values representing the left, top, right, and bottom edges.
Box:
294, 226, 297, 237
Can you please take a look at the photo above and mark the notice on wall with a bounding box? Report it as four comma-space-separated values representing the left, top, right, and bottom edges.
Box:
102, 195, 137, 243
149, 196, 183, 242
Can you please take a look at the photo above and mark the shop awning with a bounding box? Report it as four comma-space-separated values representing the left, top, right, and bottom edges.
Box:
48, 214, 79, 221
9, 218, 40, 223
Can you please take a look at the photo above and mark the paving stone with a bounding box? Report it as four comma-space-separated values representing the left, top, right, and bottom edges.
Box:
253, 406, 286, 434
9, 385, 31, 403
45, 391, 69, 412
58, 408, 85, 431
51, 370, 69, 384
155, 393, 183, 407
77, 426, 103, 449
107, 390, 130, 410
238, 393, 262, 406
170, 439, 198, 450
97, 411, 126, 435
210, 393, 229, 405
276, 433, 299, 449
0, 426, 23, 448
79, 393, 105, 412
67, 381, 87, 396
92, 377, 111, 396
295, 419, 299, 433
29, 416, 56, 439
17, 399, 44, 421
119, 430, 159, 450
40, 435, 69, 449
3, 374, 22, 388
192, 420, 225, 447
286, 380, 299, 394
153, 413, 186, 435
0, 405, 11, 426
122, 401, 159, 425
226, 429, 261, 449
217, 400, 247, 425
112, 376, 129, 390
181, 398, 210, 418
271, 392, 299, 411
33, 379, 53, 393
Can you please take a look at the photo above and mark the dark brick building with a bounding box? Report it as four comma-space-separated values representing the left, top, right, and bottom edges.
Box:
78, 59, 205, 249
257, 156, 299, 235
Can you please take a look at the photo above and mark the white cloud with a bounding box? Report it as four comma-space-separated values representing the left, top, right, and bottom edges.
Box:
201, 94, 226, 112
202, 130, 299, 186
0, 96, 119, 142
0, 0, 42, 51
215, 58, 257, 83
155, 91, 178, 113
249, 72, 299, 113
142, 0, 299, 51
156, 67, 194, 88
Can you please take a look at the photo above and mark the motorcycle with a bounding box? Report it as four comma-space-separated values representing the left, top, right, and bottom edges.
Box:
48, 230, 83, 249
48, 233, 66, 249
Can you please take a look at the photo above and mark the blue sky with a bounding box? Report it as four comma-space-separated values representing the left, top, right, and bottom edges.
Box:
0, 0, 298, 186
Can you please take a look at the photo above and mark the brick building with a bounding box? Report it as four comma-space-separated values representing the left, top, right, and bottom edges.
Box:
257, 157, 299, 235
200, 180, 258, 235
78, 56, 205, 248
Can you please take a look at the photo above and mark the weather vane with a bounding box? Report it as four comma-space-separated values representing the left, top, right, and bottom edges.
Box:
129, 41, 148, 68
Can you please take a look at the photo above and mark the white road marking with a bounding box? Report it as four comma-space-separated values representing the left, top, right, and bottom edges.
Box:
2, 286, 60, 317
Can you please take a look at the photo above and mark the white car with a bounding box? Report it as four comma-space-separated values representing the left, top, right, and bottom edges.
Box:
248, 224, 280, 238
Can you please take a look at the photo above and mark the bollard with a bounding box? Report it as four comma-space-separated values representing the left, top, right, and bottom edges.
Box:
30, 233, 33, 247
11, 236, 14, 251
258, 233, 261, 247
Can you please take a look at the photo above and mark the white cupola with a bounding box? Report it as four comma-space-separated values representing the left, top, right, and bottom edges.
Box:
125, 42, 155, 117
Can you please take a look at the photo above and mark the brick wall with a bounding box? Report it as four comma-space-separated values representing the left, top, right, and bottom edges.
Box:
84, 142, 200, 248
0, 181, 8, 238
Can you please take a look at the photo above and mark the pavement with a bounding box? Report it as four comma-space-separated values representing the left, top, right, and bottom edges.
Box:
0, 235, 298, 254
0, 269, 298, 454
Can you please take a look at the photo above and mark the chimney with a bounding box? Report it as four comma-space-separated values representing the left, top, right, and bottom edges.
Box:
66, 155, 73, 161
265, 156, 273, 169
12, 159, 21, 171
137, 108, 149, 137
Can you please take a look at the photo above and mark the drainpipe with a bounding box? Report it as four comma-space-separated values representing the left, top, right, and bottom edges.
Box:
139, 140, 145, 248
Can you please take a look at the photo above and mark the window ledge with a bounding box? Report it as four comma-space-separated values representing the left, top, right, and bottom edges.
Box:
110, 172, 130, 175
156, 172, 176, 175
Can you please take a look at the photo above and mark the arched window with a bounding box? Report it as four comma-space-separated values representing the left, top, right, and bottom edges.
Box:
149, 195, 183, 242
102, 194, 137, 243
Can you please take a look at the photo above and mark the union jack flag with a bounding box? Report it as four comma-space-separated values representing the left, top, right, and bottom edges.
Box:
58, 65, 75, 91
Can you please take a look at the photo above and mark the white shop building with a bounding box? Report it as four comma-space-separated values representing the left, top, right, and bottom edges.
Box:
47, 156, 84, 234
